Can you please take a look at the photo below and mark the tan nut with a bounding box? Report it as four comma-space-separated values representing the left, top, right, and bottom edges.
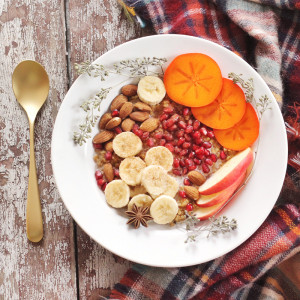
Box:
93, 130, 114, 144
121, 118, 135, 132
105, 117, 122, 130
119, 102, 133, 119
99, 113, 112, 129
103, 163, 114, 182
134, 101, 152, 112
121, 84, 138, 97
184, 186, 200, 201
110, 94, 128, 111
130, 111, 150, 122
140, 118, 159, 132
187, 171, 206, 186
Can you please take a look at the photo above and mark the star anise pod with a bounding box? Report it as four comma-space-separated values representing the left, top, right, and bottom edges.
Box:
125, 204, 153, 229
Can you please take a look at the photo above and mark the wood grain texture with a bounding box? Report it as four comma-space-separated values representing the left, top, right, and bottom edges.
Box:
0, 1, 77, 299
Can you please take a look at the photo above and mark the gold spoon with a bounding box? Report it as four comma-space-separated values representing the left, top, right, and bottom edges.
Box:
12, 60, 49, 242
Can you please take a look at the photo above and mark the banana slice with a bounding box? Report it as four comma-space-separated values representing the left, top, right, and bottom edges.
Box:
113, 132, 142, 158
164, 175, 179, 198
145, 146, 174, 171
130, 185, 147, 198
119, 157, 146, 186
150, 195, 178, 224
105, 180, 130, 208
128, 194, 153, 211
137, 76, 166, 105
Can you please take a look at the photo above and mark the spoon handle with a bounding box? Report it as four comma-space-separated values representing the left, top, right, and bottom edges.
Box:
26, 120, 43, 242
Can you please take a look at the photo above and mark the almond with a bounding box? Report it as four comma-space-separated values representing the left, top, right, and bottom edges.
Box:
99, 113, 112, 129
134, 101, 152, 112
103, 163, 114, 182
121, 118, 135, 132
119, 102, 133, 119
104, 141, 113, 152
121, 84, 138, 97
188, 171, 206, 186
130, 111, 150, 122
140, 118, 159, 132
110, 94, 128, 111
105, 117, 121, 130
93, 130, 114, 144
184, 186, 200, 201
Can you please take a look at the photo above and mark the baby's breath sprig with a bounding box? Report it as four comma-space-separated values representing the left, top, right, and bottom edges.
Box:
256, 94, 272, 118
184, 212, 237, 243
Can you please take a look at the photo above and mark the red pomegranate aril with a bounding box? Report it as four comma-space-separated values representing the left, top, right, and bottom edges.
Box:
180, 149, 188, 156
160, 139, 166, 146
172, 169, 182, 176
105, 151, 112, 161
210, 153, 217, 162
101, 182, 107, 191
114, 126, 122, 134
186, 203, 194, 211
142, 131, 150, 140
136, 129, 143, 137
220, 150, 227, 160
165, 143, 174, 152
188, 164, 197, 171
205, 158, 213, 166
165, 133, 173, 141
195, 147, 205, 155
202, 163, 210, 173
183, 167, 188, 175
95, 170, 103, 180
166, 118, 175, 127
193, 120, 200, 131
185, 158, 193, 167
192, 131, 201, 139
179, 190, 187, 198
200, 127, 208, 136
160, 113, 168, 121
170, 114, 180, 122
207, 131, 215, 138
93, 143, 103, 149
184, 134, 192, 142
111, 109, 119, 117
114, 169, 120, 177
179, 159, 185, 167
168, 124, 177, 131
194, 158, 201, 165
204, 149, 210, 157
185, 125, 193, 133
132, 123, 139, 131
195, 138, 203, 145
178, 121, 187, 129
176, 130, 185, 138
182, 142, 191, 149
183, 178, 192, 186
154, 132, 163, 139
203, 141, 212, 149
188, 120, 193, 126
192, 144, 200, 151
177, 137, 185, 146
162, 120, 168, 129
196, 152, 205, 160
173, 158, 180, 168
174, 146, 181, 154
163, 106, 174, 114
188, 151, 195, 159
147, 138, 155, 147
97, 178, 105, 187
183, 107, 190, 116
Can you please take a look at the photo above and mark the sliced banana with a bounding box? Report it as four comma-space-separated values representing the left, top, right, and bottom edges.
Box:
113, 132, 142, 158
129, 185, 147, 198
105, 180, 130, 208
145, 146, 174, 171
150, 195, 178, 224
119, 157, 146, 186
164, 175, 179, 198
128, 194, 153, 211
137, 76, 166, 105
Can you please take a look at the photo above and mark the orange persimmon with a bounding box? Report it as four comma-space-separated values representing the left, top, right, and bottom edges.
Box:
164, 53, 222, 107
214, 103, 259, 150
192, 78, 246, 129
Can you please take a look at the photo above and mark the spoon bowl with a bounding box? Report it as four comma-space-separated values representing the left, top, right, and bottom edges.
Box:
12, 60, 49, 242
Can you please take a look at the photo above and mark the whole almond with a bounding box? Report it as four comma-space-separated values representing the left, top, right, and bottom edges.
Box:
130, 111, 150, 122
119, 102, 133, 119
99, 112, 112, 129
184, 186, 200, 200
140, 118, 159, 132
110, 94, 128, 111
104, 141, 113, 152
188, 171, 206, 186
105, 117, 121, 130
121, 118, 135, 132
103, 163, 114, 182
121, 84, 138, 97
134, 101, 152, 112
93, 130, 114, 144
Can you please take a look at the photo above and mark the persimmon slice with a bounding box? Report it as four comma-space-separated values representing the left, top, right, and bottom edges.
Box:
191, 78, 246, 129
214, 103, 259, 150
164, 53, 222, 107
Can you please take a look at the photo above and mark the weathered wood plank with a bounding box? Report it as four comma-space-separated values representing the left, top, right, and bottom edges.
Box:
67, 0, 151, 298
0, 1, 77, 299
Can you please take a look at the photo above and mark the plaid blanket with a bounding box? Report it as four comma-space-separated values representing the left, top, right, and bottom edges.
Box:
111, 0, 300, 299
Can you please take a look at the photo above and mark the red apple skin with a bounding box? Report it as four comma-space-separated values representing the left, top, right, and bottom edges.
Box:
196, 171, 246, 207
199, 148, 253, 195
192, 198, 228, 220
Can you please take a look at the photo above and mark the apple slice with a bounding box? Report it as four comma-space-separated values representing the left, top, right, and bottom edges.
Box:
192, 198, 228, 220
199, 147, 253, 195
196, 171, 246, 207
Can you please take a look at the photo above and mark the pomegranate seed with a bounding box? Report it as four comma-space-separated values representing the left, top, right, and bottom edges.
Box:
93, 143, 103, 149
184, 134, 192, 142
142, 131, 150, 140
183, 167, 188, 175
188, 120, 193, 126
154, 132, 163, 139
205, 158, 213, 166
183, 108, 190, 116
192, 131, 201, 139
204, 149, 210, 156
162, 120, 168, 129
114, 169, 120, 177
136, 129, 143, 137
173, 158, 180, 168
180, 149, 188, 156
202, 163, 210, 173
163, 106, 174, 114
179, 190, 187, 198
95, 170, 103, 180
207, 131, 215, 138
203, 141, 212, 149
182, 142, 191, 149
179, 159, 185, 167
210, 154, 217, 162
185, 158, 193, 167
168, 124, 178, 131
101, 182, 107, 191
176, 130, 185, 138
159, 139, 166, 146
200, 127, 208, 136
186, 203, 194, 211
193, 120, 200, 130
97, 178, 105, 187
147, 138, 155, 147
188, 164, 197, 171
164, 133, 173, 141
160, 113, 168, 121
172, 169, 182, 176
177, 137, 185, 146
105, 151, 112, 161
132, 124, 139, 131
166, 118, 175, 127
178, 121, 187, 129
188, 151, 195, 159
195, 138, 203, 145
111, 109, 119, 117
185, 125, 193, 133
170, 114, 180, 122
192, 145, 200, 151
165, 143, 174, 152
184, 178, 192, 186
174, 146, 181, 154
114, 126, 122, 134
195, 147, 205, 156
194, 158, 201, 165
220, 150, 227, 160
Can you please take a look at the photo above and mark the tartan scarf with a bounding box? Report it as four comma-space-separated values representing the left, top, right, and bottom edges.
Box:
111, 1, 300, 299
